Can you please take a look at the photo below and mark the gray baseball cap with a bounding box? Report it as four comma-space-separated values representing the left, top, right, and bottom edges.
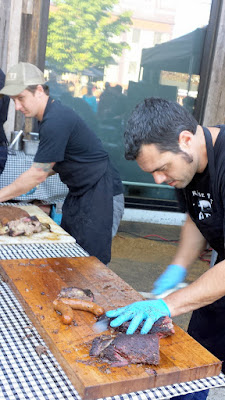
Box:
0, 62, 46, 96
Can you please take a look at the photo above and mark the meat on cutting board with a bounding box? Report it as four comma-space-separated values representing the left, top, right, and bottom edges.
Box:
115, 316, 175, 338
90, 317, 174, 367
0, 206, 48, 236
90, 333, 160, 367
58, 287, 94, 301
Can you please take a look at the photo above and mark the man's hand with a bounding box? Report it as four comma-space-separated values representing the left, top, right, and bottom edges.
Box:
106, 299, 171, 334
152, 264, 187, 296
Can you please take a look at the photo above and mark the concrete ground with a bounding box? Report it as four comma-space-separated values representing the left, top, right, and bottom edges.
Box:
108, 220, 225, 400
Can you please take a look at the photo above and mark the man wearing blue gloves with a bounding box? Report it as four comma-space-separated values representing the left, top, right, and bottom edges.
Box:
106, 97, 225, 399
152, 263, 187, 296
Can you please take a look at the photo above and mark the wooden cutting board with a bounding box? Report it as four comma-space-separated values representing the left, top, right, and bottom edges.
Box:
0, 257, 221, 400
0, 205, 75, 244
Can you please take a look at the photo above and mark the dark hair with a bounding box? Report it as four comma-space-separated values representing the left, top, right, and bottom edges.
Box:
124, 97, 198, 160
26, 84, 49, 95
87, 83, 93, 96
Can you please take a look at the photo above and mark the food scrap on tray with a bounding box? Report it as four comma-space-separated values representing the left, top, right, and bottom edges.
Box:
0, 205, 50, 236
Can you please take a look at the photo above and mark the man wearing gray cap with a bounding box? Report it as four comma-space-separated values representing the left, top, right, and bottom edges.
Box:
0, 62, 124, 265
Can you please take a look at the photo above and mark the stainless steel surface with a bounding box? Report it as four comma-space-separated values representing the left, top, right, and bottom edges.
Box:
23, 138, 40, 155
27, 132, 39, 141
9, 130, 23, 151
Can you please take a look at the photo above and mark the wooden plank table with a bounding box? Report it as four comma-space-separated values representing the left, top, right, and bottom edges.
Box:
0, 256, 221, 400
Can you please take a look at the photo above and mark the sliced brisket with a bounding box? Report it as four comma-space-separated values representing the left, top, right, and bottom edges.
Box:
90, 333, 160, 367
90, 316, 174, 367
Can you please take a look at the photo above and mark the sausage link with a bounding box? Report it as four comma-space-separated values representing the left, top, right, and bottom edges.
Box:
53, 299, 74, 325
60, 298, 105, 317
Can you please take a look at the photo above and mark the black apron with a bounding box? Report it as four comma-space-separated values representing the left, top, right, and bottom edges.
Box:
0, 144, 7, 174
185, 127, 225, 372
60, 161, 113, 265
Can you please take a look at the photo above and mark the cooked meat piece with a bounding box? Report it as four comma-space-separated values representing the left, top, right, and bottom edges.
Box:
90, 333, 160, 367
7, 216, 42, 237
58, 287, 94, 301
0, 206, 30, 226
0, 225, 8, 235
90, 335, 115, 356
149, 316, 175, 338
90, 316, 175, 367
95, 315, 174, 339
115, 316, 174, 338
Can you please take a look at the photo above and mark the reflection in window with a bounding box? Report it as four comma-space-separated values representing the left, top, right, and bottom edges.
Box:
128, 61, 137, 76
132, 28, 141, 43
45, 0, 212, 209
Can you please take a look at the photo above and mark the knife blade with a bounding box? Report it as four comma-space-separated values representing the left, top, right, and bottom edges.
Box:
93, 314, 110, 333
139, 283, 188, 300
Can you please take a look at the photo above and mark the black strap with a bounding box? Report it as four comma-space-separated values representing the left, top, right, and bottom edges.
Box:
203, 126, 216, 190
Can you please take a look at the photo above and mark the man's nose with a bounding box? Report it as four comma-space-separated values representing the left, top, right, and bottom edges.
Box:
152, 171, 166, 184
14, 100, 22, 111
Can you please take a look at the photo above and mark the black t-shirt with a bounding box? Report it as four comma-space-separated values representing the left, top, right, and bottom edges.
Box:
0, 69, 10, 142
179, 125, 225, 245
183, 166, 212, 221
35, 98, 123, 196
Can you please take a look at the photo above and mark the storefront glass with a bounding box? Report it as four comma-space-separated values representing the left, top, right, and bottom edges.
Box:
45, 0, 212, 209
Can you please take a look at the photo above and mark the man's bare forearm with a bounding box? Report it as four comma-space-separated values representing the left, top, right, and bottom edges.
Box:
0, 162, 55, 202
165, 259, 225, 317
170, 214, 207, 269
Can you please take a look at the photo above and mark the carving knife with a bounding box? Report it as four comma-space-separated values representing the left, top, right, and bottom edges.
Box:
93, 314, 110, 333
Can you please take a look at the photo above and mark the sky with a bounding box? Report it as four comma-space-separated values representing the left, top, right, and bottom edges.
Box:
172, 0, 212, 38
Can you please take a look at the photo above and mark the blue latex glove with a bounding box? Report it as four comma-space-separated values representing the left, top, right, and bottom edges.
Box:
152, 264, 187, 296
106, 299, 171, 335
21, 187, 37, 196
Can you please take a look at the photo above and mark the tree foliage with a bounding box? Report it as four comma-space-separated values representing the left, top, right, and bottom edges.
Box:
46, 0, 132, 73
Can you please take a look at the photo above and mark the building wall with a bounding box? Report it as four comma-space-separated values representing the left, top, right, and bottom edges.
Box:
104, 0, 176, 87
203, 0, 225, 125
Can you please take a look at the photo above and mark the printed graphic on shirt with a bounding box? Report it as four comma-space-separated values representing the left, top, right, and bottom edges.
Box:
191, 190, 213, 220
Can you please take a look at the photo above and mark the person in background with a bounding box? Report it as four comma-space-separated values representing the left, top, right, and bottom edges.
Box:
110, 84, 128, 129
0, 62, 124, 265
83, 83, 98, 113
60, 92, 98, 133
97, 82, 115, 123
107, 97, 225, 399
0, 69, 10, 174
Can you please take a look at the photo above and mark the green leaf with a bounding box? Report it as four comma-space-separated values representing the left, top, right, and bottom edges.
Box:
46, 0, 132, 72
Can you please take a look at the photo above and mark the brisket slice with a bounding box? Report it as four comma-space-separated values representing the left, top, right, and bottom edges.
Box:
90, 317, 175, 367
115, 316, 175, 338
97, 316, 174, 338
90, 333, 160, 367
149, 316, 175, 338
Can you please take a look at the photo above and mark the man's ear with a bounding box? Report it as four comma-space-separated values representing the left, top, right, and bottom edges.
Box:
178, 130, 193, 150
35, 85, 45, 96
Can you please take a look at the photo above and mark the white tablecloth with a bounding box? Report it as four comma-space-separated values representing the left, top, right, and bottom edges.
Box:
0, 151, 68, 203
